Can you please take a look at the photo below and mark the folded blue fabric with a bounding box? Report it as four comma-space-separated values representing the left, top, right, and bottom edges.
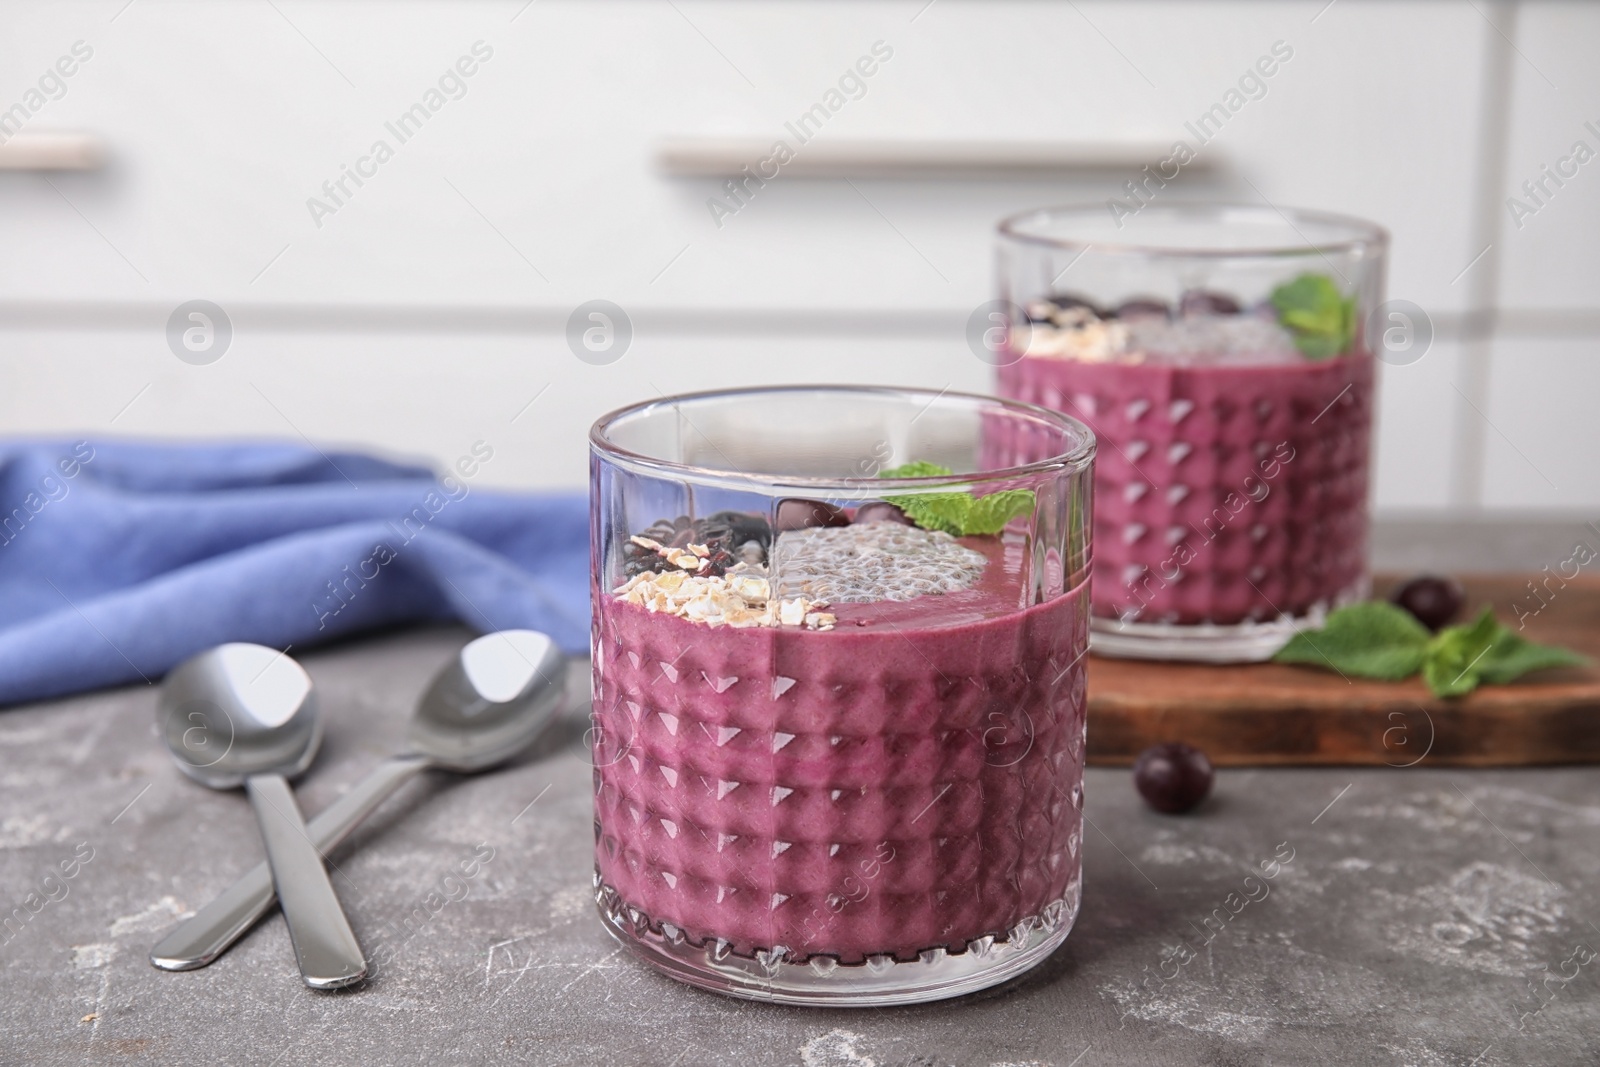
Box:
0, 439, 590, 706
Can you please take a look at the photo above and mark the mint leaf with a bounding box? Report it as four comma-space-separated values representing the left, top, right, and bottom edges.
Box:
962, 489, 1036, 535
1275, 599, 1588, 698
878, 461, 967, 533
1274, 601, 1431, 679
1478, 634, 1587, 685
879, 461, 953, 479
1270, 272, 1356, 360
893, 493, 973, 535
878, 461, 1035, 536
1272, 273, 1345, 332
1421, 608, 1587, 697
1292, 332, 1347, 360
1421, 609, 1500, 697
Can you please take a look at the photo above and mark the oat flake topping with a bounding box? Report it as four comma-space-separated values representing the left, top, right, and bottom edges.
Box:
613, 563, 835, 631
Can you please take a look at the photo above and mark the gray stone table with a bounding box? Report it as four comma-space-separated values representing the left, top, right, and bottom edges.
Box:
2, 519, 1598, 1066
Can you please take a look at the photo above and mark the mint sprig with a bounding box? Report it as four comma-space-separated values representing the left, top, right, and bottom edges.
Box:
878, 461, 1034, 537
1424, 609, 1588, 697
1274, 601, 1431, 680
1270, 272, 1356, 360
1274, 602, 1586, 698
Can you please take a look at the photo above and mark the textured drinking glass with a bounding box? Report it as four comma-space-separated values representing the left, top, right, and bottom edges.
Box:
588, 385, 1095, 1005
995, 204, 1387, 662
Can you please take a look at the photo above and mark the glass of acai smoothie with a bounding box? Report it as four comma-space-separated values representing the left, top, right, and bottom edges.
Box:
994, 204, 1387, 662
588, 385, 1094, 1005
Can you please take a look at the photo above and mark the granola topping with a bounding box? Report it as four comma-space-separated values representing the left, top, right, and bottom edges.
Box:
1023, 304, 1133, 363
1019, 292, 1301, 366
623, 512, 769, 579
613, 565, 835, 631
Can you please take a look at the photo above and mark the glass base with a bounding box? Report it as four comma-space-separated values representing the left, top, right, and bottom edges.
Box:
594, 875, 1081, 1007
1090, 577, 1370, 663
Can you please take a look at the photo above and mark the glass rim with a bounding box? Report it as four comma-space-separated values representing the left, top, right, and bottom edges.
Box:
589, 384, 1096, 491
997, 201, 1390, 259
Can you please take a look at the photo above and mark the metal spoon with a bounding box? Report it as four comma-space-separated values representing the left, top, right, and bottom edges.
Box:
151, 630, 567, 973
157, 643, 366, 990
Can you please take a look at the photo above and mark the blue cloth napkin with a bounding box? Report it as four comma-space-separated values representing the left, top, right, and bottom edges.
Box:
0, 439, 590, 706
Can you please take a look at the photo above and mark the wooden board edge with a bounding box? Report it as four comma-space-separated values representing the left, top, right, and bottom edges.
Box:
1086, 693, 1600, 767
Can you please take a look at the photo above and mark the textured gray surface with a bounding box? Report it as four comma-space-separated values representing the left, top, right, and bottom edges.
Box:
2, 518, 1599, 1066
1370, 513, 1600, 576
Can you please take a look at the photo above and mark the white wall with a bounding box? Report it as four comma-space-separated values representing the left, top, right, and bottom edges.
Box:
0, 0, 1594, 510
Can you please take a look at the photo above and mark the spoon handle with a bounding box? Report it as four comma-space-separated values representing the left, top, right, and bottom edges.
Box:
246, 773, 368, 989
151, 755, 430, 971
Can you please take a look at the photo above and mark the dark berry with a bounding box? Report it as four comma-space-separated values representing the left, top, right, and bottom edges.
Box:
852, 501, 914, 526
1047, 293, 1104, 318
1179, 289, 1241, 316
776, 498, 849, 532
621, 547, 666, 577
1391, 574, 1465, 631
624, 511, 773, 577
1133, 742, 1214, 814
1024, 303, 1059, 324
1113, 298, 1170, 321
705, 510, 773, 551
640, 515, 693, 545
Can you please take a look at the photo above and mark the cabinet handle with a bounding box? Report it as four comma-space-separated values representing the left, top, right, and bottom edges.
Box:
656, 137, 1208, 178
0, 132, 103, 171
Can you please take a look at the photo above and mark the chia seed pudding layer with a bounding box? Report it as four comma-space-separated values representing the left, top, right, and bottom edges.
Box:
591, 533, 1089, 964
773, 522, 988, 603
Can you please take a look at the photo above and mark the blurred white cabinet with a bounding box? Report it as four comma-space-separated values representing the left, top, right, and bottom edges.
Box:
1497, 1, 1600, 313
1478, 1, 1600, 510
0, 0, 1491, 310
1481, 336, 1600, 509
0, 0, 1585, 511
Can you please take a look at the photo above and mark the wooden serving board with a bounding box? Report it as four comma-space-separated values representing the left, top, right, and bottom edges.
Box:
1086, 574, 1600, 766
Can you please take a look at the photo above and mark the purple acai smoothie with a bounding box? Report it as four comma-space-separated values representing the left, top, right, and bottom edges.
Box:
998, 295, 1371, 626
591, 521, 1088, 964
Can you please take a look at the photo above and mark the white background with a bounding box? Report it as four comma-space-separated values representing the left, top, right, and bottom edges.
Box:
0, 0, 1595, 511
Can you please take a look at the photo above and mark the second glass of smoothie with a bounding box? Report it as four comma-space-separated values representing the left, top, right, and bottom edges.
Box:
994, 204, 1387, 662
589, 386, 1094, 1005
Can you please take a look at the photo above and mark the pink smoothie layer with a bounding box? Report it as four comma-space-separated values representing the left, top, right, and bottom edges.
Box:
591, 540, 1089, 963
998, 351, 1371, 625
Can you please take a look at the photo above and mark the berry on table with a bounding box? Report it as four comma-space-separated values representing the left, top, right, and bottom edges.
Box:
1390, 574, 1465, 631
1133, 742, 1214, 814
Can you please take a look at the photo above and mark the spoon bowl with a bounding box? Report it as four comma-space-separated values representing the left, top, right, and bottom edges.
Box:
409, 629, 567, 772
158, 644, 320, 788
